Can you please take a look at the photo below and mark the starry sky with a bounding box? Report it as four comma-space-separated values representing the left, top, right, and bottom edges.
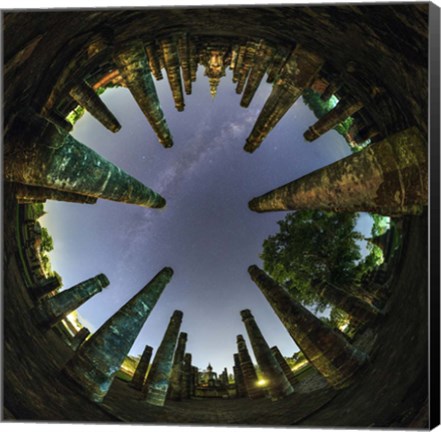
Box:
41, 67, 362, 374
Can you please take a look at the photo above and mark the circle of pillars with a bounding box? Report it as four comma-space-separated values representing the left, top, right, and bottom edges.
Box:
62, 267, 174, 403
248, 265, 368, 390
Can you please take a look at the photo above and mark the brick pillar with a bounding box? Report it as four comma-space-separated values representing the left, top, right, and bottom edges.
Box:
31, 274, 109, 329
159, 38, 185, 111
62, 268, 173, 402
130, 345, 153, 391
69, 81, 121, 133
240, 309, 294, 399
249, 127, 427, 216
304, 97, 364, 142
180, 353, 192, 399
32, 272, 62, 299
270, 346, 298, 388
266, 48, 289, 83
145, 42, 163, 81
114, 42, 173, 148
233, 44, 247, 83
235, 41, 258, 95
178, 34, 192, 95
320, 79, 342, 102
236, 335, 265, 399
188, 38, 198, 82
71, 327, 90, 351
191, 366, 198, 395
240, 42, 274, 108
168, 332, 188, 400
5, 115, 166, 209
248, 265, 367, 389
244, 45, 323, 153
143, 310, 183, 406
233, 353, 247, 397
14, 184, 97, 205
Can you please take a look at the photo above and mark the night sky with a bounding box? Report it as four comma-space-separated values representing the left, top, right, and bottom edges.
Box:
42, 68, 358, 374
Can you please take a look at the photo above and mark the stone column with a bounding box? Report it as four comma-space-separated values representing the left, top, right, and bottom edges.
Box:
191, 366, 198, 395
32, 272, 62, 299
5, 115, 166, 209
44, 111, 73, 132
178, 34, 192, 95
130, 345, 153, 391
356, 125, 380, 143
248, 127, 427, 216
235, 41, 258, 95
62, 267, 173, 403
240, 309, 294, 399
113, 42, 173, 148
236, 335, 265, 399
220, 367, 229, 386
31, 274, 109, 329
69, 81, 121, 133
188, 38, 198, 82
270, 346, 298, 387
159, 37, 185, 111
71, 327, 90, 351
143, 310, 183, 406
233, 44, 247, 83
248, 265, 367, 389
304, 97, 364, 142
266, 48, 289, 83
180, 353, 192, 399
240, 42, 274, 108
233, 353, 247, 397
145, 42, 163, 81
320, 79, 342, 102
168, 332, 188, 400
244, 45, 324, 153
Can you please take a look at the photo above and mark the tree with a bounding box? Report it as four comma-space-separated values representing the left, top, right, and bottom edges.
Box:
40, 227, 54, 253
260, 210, 364, 312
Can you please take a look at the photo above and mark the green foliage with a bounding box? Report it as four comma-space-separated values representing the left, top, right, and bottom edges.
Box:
40, 227, 54, 253
66, 105, 86, 125
261, 210, 363, 312
370, 213, 390, 237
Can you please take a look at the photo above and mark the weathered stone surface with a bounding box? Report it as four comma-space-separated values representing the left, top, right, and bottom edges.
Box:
143, 310, 183, 406
248, 265, 368, 389
270, 346, 299, 388
233, 44, 247, 83
69, 81, 121, 132
145, 42, 163, 81
113, 42, 173, 147
62, 267, 173, 403
244, 45, 324, 152
235, 41, 258, 95
180, 353, 193, 399
320, 79, 342, 102
31, 273, 109, 329
168, 332, 188, 401
304, 97, 364, 141
4, 115, 166, 209
233, 353, 247, 398
71, 327, 90, 351
249, 127, 427, 216
236, 334, 265, 399
32, 273, 62, 299
130, 345, 153, 391
177, 34, 192, 95
241, 309, 294, 400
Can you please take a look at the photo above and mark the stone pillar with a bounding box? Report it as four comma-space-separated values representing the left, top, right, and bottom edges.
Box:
304, 97, 364, 142
248, 265, 367, 389
145, 42, 163, 81
320, 79, 342, 102
44, 111, 73, 132
248, 127, 427, 216
191, 366, 198, 395
113, 43, 173, 148
356, 125, 380, 143
240, 309, 294, 399
244, 45, 324, 153
14, 183, 97, 205
178, 34, 192, 95
240, 42, 274, 108
235, 41, 258, 95
62, 267, 173, 402
168, 332, 188, 400
5, 115, 166, 209
71, 327, 90, 351
188, 38, 198, 82
233, 44, 247, 83
31, 274, 109, 329
236, 335, 265, 399
69, 81, 121, 133
159, 37, 185, 111
233, 353, 247, 397
130, 345, 153, 391
220, 367, 229, 386
143, 310, 183, 406
180, 353, 192, 399
270, 346, 298, 387
32, 272, 62, 299
266, 48, 289, 83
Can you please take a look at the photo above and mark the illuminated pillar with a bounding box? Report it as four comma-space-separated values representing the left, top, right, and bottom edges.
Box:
233, 44, 247, 83
62, 267, 173, 402
114, 42, 173, 148
145, 42, 163, 81
14, 184, 97, 205
178, 34, 192, 95
130, 345, 153, 391
5, 116, 166, 209
143, 310, 183, 406
248, 265, 367, 389
233, 353, 247, 397
270, 346, 298, 388
189, 38, 198, 82
304, 97, 364, 142
235, 41, 258, 95
249, 127, 427, 216
266, 48, 289, 83
180, 353, 193, 399
168, 332, 188, 400
236, 335, 265, 399
244, 45, 324, 153
240, 309, 294, 399
71, 327, 90, 351
69, 81, 121, 133
31, 274, 109, 330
